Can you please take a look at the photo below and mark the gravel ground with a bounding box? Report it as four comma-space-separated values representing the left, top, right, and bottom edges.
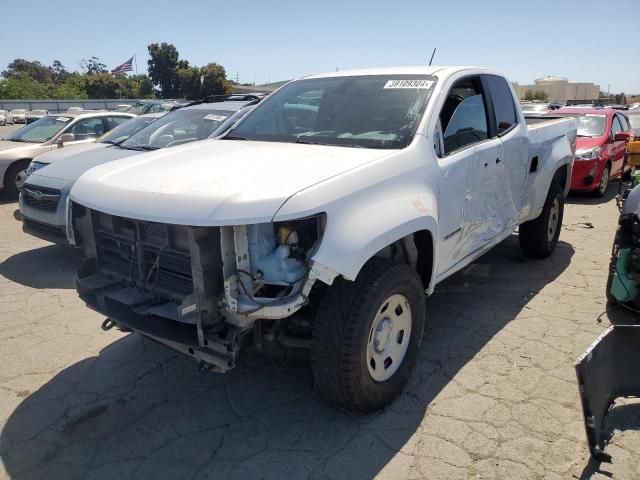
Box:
0, 149, 638, 479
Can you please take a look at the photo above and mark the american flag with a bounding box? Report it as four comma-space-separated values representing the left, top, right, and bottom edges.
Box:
111, 56, 134, 75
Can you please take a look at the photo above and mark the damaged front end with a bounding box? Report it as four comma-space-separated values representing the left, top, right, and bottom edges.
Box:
71, 201, 327, 372
576, 325, 640, 462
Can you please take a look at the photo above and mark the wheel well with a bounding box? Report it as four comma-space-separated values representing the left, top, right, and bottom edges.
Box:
553, 164, 568, 192
3, 158, 31, 187
374, 230, 434, 290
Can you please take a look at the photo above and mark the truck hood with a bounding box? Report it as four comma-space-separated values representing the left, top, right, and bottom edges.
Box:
70, 139, 394, 225
33, 146, 139, 183
36, 142, 103, 165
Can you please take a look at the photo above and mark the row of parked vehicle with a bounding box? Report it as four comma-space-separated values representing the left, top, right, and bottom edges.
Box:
1, 65, 582, 414
2, 66, 637, 420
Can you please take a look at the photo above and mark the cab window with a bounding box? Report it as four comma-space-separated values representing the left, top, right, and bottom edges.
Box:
69, 117, 105, 140
484, 75, 518, 135
611, 115, 622, 137
439, 77, 489, 155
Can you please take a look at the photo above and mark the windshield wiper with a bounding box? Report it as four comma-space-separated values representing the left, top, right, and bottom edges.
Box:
120, 145, 159, 151
222, 135, 247, 140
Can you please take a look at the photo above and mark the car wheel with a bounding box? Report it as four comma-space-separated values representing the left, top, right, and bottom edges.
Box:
4, 160, 30, 199
594, 165, 610, 197
311, 257, 425, 413
519, 182, 564, 258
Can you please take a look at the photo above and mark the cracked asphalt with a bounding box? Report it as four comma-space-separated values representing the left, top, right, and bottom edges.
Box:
1, 171, 639, 478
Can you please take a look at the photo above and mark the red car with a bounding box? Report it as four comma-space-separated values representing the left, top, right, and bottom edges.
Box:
552, 108, 634, 196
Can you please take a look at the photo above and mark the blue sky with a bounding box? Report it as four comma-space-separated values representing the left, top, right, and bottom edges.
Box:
1, 0, 639, 93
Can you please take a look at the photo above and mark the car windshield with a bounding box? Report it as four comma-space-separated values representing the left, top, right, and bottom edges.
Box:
561, 114, 607, 137
120, 108, 234, 150
628, 114, 640, 129
4, 115, 71, 143
228, 75, 437, 149
98, 116, 159, 144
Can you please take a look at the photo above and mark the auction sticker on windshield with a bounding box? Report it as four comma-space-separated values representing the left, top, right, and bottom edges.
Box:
384, 80, 434, 89
204, 114, 227, 122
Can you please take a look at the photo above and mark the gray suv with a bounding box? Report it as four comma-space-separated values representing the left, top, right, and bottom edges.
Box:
20, 100, 257, 244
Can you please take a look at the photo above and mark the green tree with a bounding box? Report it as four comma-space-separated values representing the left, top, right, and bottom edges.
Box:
147, 43, 180, 98
200, 63, 232, 97
125, 75, 155, 98
524, 90, 549, 102
52, 76, 88, 99
177, 65, 202, 99
0, 73, 50, 98
83, 73, 121, 98
50, 60, 73, 85
2, 58, 53, 85
80, 56, 108, 75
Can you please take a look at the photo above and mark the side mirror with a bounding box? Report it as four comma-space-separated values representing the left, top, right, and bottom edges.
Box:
57, 133, 75, 146
614, 131, 632, 142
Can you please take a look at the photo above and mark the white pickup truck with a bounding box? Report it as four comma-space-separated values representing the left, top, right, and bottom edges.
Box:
69, 66, 576, 412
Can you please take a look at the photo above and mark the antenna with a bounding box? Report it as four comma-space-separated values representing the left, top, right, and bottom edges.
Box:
428, 48, 437, 66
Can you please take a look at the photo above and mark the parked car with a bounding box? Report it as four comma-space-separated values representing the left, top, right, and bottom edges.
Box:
21, 101, 256, 243
550, 108, 634, 196
627, 111, 640, 138
26, 109, 50, 124
9, 109, 27, 124
0, 110, 8, 126
69, 66, 577, 412
114, 104, 132, 112
0, 111, 135, 198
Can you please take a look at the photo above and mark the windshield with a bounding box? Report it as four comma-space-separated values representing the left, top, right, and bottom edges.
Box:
628, 114, 640, 129
120, 107, 234, 150
561, 114, 607, 137
5, 115, 71, 143
229, 75, 436, 149
98, 116, 159, 144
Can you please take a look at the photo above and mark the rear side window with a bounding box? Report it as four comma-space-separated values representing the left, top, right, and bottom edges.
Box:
611, 115, 622, 136
484, 75, 518, 135
618, 114, 629, 132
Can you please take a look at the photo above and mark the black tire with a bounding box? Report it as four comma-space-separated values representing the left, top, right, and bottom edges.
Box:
519, 182, 564, 258
311, 257, 425, 413
593, 165, 610, 197
3, 160, 30, 200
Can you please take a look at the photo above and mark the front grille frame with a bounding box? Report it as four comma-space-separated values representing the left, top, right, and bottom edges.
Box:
23, 185, 61, 211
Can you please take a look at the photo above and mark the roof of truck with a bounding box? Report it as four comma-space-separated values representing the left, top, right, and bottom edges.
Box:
304, 65, 487, 79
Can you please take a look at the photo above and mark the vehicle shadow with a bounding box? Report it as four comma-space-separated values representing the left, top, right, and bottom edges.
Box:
578, 402, 640, 479
0, 234, 574, 480
0, 191, 16, 206
0, 244, 81, 289
566, 181, 623, 207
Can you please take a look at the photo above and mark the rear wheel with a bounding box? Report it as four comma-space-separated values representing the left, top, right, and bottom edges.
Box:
4, 160, 30, 199
311, 257, 425, 413
519, 183, 564, 258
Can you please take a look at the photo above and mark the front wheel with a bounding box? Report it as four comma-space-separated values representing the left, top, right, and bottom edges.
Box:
311, 257, 425, 413
519, 183, 565, 258
4, 160, 30, 199
593, 165, 610, 197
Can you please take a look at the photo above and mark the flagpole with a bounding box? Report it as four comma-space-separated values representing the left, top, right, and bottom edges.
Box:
134, 54, 137, 75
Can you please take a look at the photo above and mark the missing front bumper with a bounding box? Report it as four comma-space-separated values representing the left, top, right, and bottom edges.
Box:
575, 325, 640, 461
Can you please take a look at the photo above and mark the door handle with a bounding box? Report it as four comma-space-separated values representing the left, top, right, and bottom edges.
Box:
496, 158, 501, 164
